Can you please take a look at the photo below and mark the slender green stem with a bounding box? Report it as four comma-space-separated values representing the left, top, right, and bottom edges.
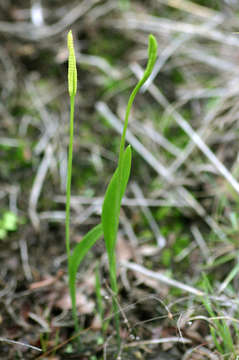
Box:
66, 30, 81, 334
65, 94, 80, 333
109, 83, 139, 349
71, 282, 79, 332
109, 255, 120, 347
118, 35, 157, 171
109, 35, 158, 347
65, 95, 75, 260
117, 36, 158, 215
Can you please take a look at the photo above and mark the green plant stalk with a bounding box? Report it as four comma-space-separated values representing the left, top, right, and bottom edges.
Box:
109, 253, 120, 345
69, 223, 103, 332
101, 146, 131, 347
201, 274, 235, 355
95, 263, 109, 334
95, 264, 103, 321
66, 29, 77, 260
66, 31, 104, 335
66, 30, 78, 331
105, 34, 158, 345
65, 95, 75, 260
65, 32, 158, 343
66, 95, 80, 332
117, 36, 158, 227
118, 35, 157, 172
67, 32, 104, 332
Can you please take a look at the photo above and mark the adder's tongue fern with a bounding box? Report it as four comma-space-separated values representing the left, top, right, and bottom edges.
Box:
66, 31, 104, 334
65, 31, 158, 341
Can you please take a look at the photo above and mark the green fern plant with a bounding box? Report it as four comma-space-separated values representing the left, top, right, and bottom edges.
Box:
65, 30, 158, 342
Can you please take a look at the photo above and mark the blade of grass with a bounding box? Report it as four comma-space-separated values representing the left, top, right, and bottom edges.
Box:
201, 274, 235, 355
218, 260, 239, 294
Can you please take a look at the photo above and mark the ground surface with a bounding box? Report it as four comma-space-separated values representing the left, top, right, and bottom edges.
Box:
1, 0, 239, 359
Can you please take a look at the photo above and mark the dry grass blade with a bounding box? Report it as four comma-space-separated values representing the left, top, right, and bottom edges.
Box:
122, 261, 204, 296
131, 182, 166, 248
28, 145, 53, 229
0, 337, 42, 352
132, 63, 239, 195
159, 0, 219, 18
125, 336, 191, 348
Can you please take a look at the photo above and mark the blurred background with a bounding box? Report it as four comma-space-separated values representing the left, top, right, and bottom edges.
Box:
1, 0, 239, 359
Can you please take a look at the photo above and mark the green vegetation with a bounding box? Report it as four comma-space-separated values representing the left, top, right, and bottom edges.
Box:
201, 275, 238, 358
0, 211, 20, 240
66, 31, 158, 349
2, 1, 239, 359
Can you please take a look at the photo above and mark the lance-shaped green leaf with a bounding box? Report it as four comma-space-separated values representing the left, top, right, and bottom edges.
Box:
67, 30, 77, 97
102, 145, 132, 255
99, 34, 158, 345
68, 223, 103, 327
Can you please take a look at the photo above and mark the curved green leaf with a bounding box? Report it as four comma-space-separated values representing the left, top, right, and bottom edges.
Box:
69, 223, 103, 325
102, 145, 132, 256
